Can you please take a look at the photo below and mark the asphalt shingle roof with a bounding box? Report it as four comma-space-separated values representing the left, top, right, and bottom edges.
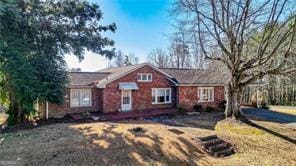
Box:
67, 63, 229, 87
68, 72, 110, 86
160, 68, 229, 85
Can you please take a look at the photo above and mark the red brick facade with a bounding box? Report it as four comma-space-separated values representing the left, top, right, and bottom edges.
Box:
178, 86, 225, 110
40, 65, 225, 118
103, 65, 175, 113
41, 88, 101, 118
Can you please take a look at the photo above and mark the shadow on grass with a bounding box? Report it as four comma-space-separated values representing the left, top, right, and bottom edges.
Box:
245, 120, 296, 145
143, 111, 225, 130
70, 123, 208, 165
241, 107, 296, 144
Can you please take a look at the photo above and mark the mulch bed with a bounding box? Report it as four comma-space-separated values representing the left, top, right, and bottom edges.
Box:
0, 116, 74, 133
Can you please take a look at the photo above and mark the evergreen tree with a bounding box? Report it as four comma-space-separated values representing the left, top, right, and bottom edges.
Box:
0, 0, 116, 123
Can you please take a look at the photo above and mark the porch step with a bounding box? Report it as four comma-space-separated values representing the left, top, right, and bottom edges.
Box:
199, 135, 218, 142
214, 147, 234, 157
196, 135, 235, 157
208, 142, 229, 152
202, 138, 224, 148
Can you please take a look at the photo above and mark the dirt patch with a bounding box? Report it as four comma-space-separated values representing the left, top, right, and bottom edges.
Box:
128, 127, 147, 135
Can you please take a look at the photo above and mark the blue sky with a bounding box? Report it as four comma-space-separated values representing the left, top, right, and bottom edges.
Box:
65, 0, 173, 71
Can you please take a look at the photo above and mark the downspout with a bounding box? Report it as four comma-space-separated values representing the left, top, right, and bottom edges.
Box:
46, 101, 48, 120
176, 86, 179, 108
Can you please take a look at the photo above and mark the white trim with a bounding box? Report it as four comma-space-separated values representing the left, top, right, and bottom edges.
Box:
137, 73, 153, 82
46, 101, 49, 120
121, 90, 132, 111
70, 88, 92, 108
197, 87, 214, 102
152, 88, 172, 104
147, 63, 174, 78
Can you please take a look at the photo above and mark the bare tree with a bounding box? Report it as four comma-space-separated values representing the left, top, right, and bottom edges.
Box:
147, 48, 169, 68
176, 0, 296, 121
111, 50, 139, 67
191, 31, 205, 69
127, 53, 139, 65
114, 50, 125, 67
169, 31, 192, 68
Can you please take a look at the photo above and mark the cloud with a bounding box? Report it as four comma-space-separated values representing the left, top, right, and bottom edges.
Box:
65, 52, 110, 71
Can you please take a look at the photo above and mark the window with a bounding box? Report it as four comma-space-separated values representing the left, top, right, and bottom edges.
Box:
198, 87, 214, 102
122, 90, 130, 104
70, 89, 92, 107
152, 88, 171, 104
137, 73, 152, 82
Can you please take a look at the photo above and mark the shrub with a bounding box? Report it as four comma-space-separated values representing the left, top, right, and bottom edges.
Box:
260, 101, 269, 109
177, 107, 186, 115
205, 106, 215, 112
218, 100, 226, 111
81, 112, 90, 119
193, 104, 202, 112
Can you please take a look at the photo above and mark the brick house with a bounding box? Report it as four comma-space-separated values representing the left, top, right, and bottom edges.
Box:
38, 63, 227, 118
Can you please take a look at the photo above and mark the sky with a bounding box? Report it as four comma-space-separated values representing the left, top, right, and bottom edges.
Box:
65, 0, 173, 71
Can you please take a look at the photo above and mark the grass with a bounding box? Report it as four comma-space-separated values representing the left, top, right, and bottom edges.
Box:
0, 111, 296, 165
0, 113, 8, 125
269, 105, 296, 115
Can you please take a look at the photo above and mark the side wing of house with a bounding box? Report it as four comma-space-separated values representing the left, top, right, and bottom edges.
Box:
38, 72, 107, 118
178, 86, 225, 109
160, 68, 227, 110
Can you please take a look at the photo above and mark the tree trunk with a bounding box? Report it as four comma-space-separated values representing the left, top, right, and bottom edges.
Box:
225, 82, 248, 122
8, 91, 22, 123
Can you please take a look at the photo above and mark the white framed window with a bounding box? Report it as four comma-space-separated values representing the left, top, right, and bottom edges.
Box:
152, 88, 171, 104
70, 89, 92, 107
198, 87, 214, 102
137, 73, 152, 82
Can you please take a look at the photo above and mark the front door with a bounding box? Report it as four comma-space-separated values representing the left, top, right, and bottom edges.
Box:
121, 90, 132, 111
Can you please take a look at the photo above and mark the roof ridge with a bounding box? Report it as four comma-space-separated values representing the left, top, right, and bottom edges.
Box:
97, 63, 148, 72
69, 72, 111, 74
159, 68, 214, 71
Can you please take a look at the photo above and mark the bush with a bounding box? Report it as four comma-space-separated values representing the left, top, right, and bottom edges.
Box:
177, 107, 186, 115
193, 104, 203, 112
218, 100, 226, 111
205, 106, 215, 112
259, 101, 269, 109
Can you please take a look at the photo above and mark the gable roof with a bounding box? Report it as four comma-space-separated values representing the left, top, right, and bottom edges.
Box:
68, 72, 110, 87
96, 63, 174, 88
160, 68, 229, 85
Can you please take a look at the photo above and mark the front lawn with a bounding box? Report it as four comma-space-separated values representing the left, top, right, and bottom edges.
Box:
0, 112, 295, 165
269, 105, 296, 115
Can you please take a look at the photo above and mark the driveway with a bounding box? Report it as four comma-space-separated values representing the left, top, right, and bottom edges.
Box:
243, 107, 296, 126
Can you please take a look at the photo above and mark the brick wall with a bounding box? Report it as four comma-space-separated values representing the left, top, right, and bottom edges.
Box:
103, 65, 175, 113
178, 86, 225, 110
43, 87, 101, 118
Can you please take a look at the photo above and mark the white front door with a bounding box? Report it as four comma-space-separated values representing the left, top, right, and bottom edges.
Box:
121, 90, 132, 111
